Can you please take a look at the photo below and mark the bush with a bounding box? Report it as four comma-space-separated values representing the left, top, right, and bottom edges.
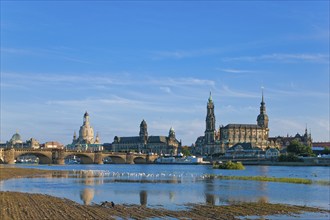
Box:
213, 161, 245, 170
278, 154, 302, 162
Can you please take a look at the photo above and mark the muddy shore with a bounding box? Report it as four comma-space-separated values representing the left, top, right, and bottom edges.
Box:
1, 167, 329, 220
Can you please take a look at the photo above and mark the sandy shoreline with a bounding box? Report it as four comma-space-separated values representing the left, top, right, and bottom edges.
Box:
1, 166, 329, 220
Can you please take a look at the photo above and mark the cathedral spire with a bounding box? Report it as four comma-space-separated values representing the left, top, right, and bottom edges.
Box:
208, 91, 213, 103
260, 89, 266, 114
257, 89, 269, 128
205, 92, 216, 143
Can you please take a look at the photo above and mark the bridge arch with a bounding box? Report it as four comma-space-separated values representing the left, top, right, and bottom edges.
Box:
133, 156, 147, 164
103, 155, 126, 164
64, 153, 94, 164
14, 152, 52, 164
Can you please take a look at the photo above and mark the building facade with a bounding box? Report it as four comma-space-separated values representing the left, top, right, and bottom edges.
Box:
194, 91, 270, 155
194, 93, 223, 155
112, 120, 181, 155
69, 112, 103, 151
220, 91, 269, 150
3, 131, 41, 149
268, 128, 312, 150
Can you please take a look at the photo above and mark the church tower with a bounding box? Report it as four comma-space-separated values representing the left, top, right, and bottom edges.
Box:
78, 111, 95, 144
257, 90, 269, 129
205, 92, 216, 143
168, 127, 176, 140
83, 111, 90, 126
139, 120, 148, 143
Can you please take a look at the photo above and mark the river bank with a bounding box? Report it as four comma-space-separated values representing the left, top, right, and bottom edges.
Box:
0, 166, 329, 220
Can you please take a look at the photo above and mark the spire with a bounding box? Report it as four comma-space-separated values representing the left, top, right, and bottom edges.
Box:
83, 111, 90, 125
208, 91, 213, 103
257, 88, 269, 128
260, 89, 266, 114
169, 127, 175, 138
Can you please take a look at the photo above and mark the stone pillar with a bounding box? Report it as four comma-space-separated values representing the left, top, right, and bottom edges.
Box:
146, 154, 152, 164
125, 153, 134, 164
4, 148, 15, 164
53, 149, 65, 165
94, 152, 104, 164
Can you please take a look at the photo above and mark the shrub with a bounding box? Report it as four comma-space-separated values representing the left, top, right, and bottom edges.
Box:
213, 161, 245, 170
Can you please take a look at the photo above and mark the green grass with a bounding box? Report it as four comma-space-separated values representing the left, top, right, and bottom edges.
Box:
204, 174, 330, 185
314, 180, 330, 186
216, 175, 312, 184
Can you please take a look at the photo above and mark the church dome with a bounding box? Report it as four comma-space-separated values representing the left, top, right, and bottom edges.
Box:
10, 132, 23, 144
140, 120, 147, 126
84, 111, 89, 117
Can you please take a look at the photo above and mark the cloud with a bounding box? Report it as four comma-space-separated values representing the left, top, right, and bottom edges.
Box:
218, 85, 258, 98
1, 47, 35, 55
62, 57, 92, 64
150, 77, 215, 87
160, 86, 172, 94
223, 53, 329, 63
151, 48, 220, 60
267, 87, 329, 98
217, 68, 256, 74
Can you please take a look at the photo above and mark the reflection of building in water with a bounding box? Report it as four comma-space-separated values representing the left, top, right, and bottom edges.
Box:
205, 193, 215, 205
258, 196, 269, 203
140, 190, 147, 206
169, 192, 175, 202
80, 188, 95, 205
74, 170, 104, 185
204, 177, 216, 205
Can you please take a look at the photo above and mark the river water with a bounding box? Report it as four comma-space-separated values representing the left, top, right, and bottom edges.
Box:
1, 164, 329, 211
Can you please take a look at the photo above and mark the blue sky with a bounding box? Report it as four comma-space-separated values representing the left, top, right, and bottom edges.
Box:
1, 1, 329, 145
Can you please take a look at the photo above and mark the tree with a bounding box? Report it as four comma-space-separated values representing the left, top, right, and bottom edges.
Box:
181, 146, 192, 156
287, 140, 313, 156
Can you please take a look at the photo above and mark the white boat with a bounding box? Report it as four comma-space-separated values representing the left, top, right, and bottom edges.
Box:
155, 155, 206, 164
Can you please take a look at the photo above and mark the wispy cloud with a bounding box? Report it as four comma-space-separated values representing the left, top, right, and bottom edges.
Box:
62, 57, 91, 64
149, 77, 215, 87
218, 85, 258, 98
217, 68, 256, 74
223, 53, 329, 63
151, 48, 220, 60
1, 46, 92, 64
160, 86, 172, 94
3, 72, 215, 88
267, 87, 329, 98
1, 47, 36, 55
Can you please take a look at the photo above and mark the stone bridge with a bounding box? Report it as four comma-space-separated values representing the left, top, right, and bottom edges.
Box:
0, 148, 158, 165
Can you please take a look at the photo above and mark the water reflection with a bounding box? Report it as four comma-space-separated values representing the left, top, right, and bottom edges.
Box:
204, 175, 216, 205
2, 165, 329, 210
80, 188, 95, 205
140, 190, 147, 206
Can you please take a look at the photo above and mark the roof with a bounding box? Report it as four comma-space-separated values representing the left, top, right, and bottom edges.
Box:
148, 136, 167, 143
224, 124, 260, 129
116, 136, 141, 144
114, 135, 169, 144
11, 132, 22, 142
229, 142, 253, 150
266, 148, 280, 153
228, 143, 262, 151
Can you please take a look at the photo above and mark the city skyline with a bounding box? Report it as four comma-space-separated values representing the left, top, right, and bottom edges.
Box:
1, 1, 329, 145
